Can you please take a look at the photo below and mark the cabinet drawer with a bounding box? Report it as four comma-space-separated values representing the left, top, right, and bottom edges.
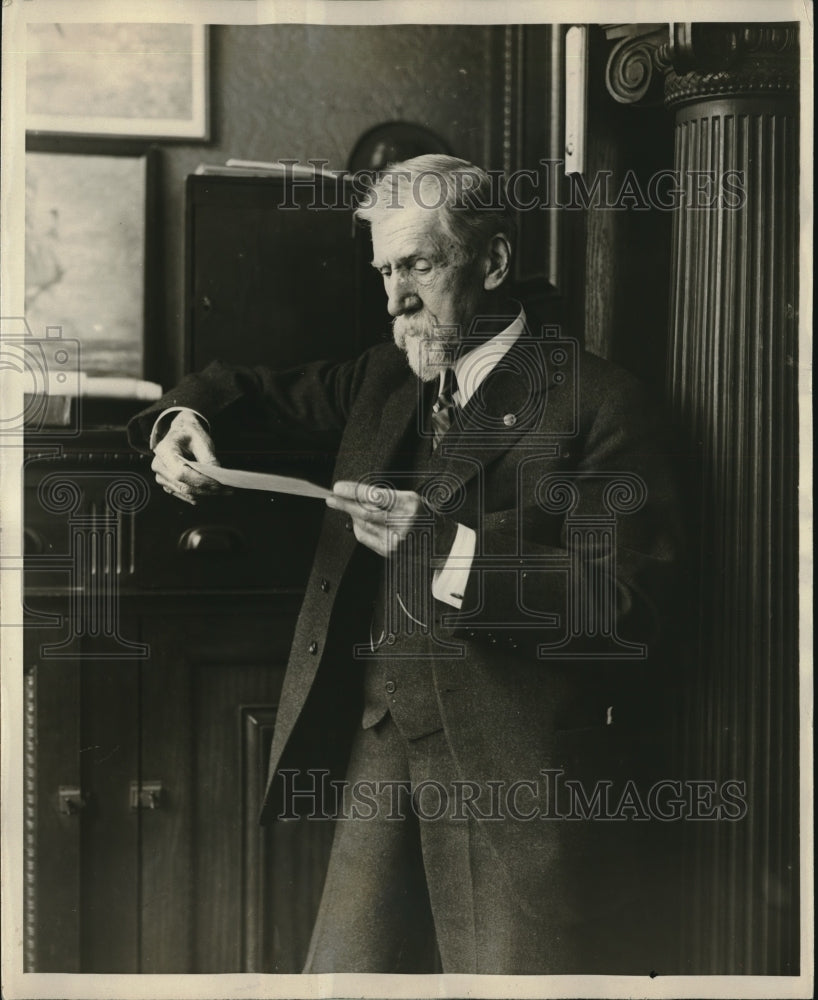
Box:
131, 487, 322, 590
24, 449, 324, 593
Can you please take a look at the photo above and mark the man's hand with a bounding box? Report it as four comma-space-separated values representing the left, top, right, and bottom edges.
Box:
151, 410, 229, 505
327, 480, 456, 559
327, 481, 426, 557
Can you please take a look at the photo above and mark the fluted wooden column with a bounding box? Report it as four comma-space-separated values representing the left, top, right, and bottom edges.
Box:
606, 23, 800, 975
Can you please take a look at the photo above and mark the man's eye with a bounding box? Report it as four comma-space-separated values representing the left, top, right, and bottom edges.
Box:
377, 266, 391, 277
413, 260, 432, 273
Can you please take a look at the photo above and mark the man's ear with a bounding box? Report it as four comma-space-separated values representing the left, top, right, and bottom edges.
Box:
483, 234, 512, 291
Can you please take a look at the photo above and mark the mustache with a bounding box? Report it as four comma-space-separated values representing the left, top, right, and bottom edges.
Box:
393, 311, 458, 351
392, 310, 459, 382
392, 310, 433, 342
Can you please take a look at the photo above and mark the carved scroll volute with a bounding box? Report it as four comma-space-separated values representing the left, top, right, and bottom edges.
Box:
604, 24, 671, 105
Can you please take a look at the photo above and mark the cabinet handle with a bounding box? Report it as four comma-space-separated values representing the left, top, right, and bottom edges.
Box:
24, 528, 46, 555
58, 786, 85, 815
178, 525, 243, 554
129, 780, 163, 810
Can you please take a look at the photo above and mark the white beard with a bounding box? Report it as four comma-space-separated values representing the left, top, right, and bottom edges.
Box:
393, 312, 459, 382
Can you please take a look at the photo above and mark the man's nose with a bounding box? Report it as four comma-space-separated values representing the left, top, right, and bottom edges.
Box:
384, 272, 420, 317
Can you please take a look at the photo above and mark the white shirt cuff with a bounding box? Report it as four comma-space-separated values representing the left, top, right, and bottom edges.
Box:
432, 522, 476, 609
149, 407, 210, 450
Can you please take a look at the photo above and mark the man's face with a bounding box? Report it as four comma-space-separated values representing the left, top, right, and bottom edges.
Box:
369, 202, 486, 382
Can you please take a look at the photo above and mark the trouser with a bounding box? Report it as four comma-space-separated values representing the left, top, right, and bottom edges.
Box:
303, 714, 561, 974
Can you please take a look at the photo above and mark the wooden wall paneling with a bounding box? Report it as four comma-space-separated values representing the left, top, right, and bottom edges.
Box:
582, 25, 674, 377
508, 24, 563, 295
486, 24, 568, 318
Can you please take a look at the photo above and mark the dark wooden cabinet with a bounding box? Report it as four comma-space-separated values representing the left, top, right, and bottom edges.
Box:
24, 432, 333, 972
185, 172, 384, 373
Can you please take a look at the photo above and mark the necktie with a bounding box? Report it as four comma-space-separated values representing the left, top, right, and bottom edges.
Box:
431, 368, 457, 449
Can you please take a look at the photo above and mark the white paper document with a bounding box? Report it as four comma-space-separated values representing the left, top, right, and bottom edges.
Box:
185, 461, 332, 499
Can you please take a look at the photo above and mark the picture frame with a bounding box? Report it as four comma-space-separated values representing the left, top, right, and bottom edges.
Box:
26, 23, 209, 140
24, 143, 158, 380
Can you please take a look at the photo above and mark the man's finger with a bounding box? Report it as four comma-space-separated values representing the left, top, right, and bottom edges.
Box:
350, 518, 388, 557
332, 480, 363, 499
326, 494, 386, 522
177, 461, 230, 493
156, 449, 224, 492
155, 473, 197, 505
153, 455, 224, 497
156, 471, 194, 495
166, 465, 222, 494
332, 480, 396, 509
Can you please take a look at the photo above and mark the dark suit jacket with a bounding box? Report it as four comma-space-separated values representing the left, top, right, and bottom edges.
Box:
129, 324, 683, 965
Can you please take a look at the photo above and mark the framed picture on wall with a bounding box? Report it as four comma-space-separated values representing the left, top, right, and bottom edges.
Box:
24, 147, 156, 379
26, 23, 209, 139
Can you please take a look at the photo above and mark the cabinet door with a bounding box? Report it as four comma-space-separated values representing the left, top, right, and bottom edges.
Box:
26, 621, 141, 973
138, 602, 333, 973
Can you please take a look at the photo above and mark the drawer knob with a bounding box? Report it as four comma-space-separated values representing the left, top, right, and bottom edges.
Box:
129, 780, 163, 810
58, 786, 85, 816
24, 528, 46, 555
178, 525, 242, 554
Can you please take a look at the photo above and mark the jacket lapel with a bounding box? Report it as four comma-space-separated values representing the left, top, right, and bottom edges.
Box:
335, 367, 426, 483
424, 332, 551, 492
338, 331, 554, 497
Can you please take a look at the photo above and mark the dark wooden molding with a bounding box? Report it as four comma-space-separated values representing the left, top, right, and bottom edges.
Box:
241, 706, 278, 972
24, 667, 37, 971
492, 25, 565, 298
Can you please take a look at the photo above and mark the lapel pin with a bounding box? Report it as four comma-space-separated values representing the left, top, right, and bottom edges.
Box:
503, 413, 517, 427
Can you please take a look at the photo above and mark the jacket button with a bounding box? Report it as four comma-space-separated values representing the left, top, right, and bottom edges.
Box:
320, 578, 330, 593
385, 680, 396, 694
345, 519, 353, 531
386, 632, 396, 645
308, 641, 318, 655
503, 412, 517, 427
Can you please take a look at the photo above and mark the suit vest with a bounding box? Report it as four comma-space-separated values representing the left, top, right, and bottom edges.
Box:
361, 405, 446, 740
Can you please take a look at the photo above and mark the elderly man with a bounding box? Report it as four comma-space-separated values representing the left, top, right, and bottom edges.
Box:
130, 155, 681, 975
